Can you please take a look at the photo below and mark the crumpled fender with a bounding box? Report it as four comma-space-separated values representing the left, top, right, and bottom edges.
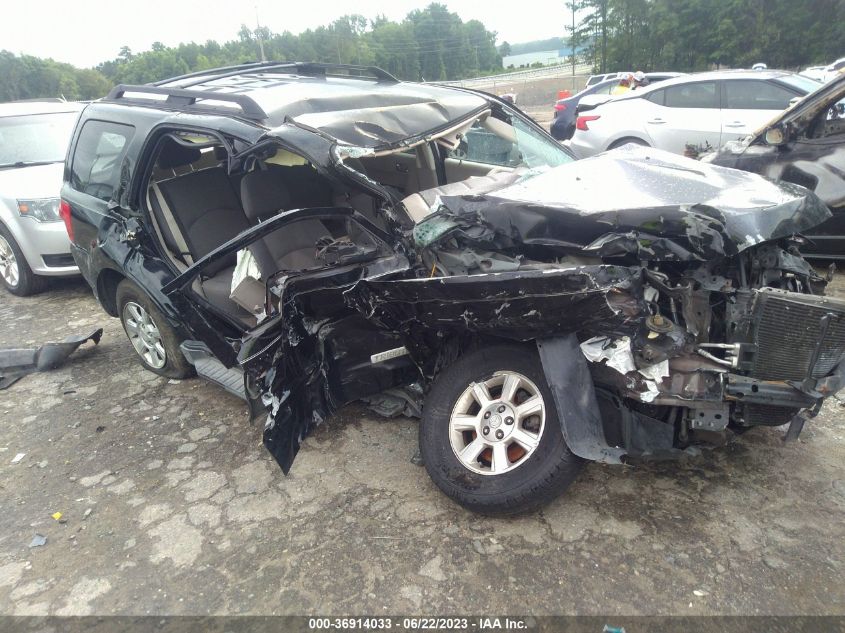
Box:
536, 334, 625, 463
0, 328, 103, 389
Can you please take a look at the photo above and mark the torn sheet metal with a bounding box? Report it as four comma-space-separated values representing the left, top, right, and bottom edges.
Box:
580, 336, 670, 403
429, 145, 831, 261
344, 265, 644, 342
0, 329, 103, 389
639, 359, 670, 382
266, 84, 488, 148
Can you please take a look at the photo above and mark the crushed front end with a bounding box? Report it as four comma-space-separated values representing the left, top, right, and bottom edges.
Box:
387, 145, 845, 461
244, 145, 845, 471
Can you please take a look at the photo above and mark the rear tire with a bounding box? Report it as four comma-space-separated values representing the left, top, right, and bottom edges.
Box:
116, 279, 193, 379
420, 344, 584, 515
0, 224, 48, 296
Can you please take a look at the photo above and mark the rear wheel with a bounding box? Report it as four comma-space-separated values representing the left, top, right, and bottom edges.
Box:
116, 279, 193, 378
0, 224, 48, 296
420, 345, 584, 515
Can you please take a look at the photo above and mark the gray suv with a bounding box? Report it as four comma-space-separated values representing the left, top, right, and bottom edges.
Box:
0, 100, 83, 295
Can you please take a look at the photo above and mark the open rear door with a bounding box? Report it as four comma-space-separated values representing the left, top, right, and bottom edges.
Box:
162, 205, 415, 471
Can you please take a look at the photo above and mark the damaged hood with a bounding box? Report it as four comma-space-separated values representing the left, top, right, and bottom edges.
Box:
429, 145, 831, 260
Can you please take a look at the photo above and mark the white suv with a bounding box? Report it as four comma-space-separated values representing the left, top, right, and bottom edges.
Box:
0, 100, 83, 295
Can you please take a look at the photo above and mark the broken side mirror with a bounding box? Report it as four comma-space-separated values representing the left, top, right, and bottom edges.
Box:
764, 126, 786, 146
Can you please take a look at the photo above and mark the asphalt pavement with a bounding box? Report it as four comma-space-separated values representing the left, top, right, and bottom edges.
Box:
1, 276, 844, 616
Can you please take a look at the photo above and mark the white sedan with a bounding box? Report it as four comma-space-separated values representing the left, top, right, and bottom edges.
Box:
570, 70, 821, 158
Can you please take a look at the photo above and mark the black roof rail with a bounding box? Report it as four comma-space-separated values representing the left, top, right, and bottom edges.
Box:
289, 62, 399, 83
154, 61, 400, 89
104, 84, 268, 121
150, 61, 274, 86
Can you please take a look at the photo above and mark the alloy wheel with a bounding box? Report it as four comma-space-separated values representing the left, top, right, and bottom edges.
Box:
123, 301, 167, 369
0, 234, 19, 288
449, 371, 546, 475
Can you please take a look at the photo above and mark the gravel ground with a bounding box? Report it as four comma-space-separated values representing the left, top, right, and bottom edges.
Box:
0, 275, 844, 617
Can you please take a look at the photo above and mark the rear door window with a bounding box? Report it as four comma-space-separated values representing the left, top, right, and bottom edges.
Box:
70, 120, 135, 201
664, 82, 718, 108
724, 80, 798, 110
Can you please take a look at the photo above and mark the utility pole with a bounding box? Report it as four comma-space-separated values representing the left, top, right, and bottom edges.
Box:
255, 3, 266, 62
571, 2, 576, 78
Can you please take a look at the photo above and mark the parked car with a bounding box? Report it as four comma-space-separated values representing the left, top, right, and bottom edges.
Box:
0, 101, 83, 295
822, 57, 845, 83
63, 62, 845, 515
551, 72, 684, 141
800, 65, 828, 82
570, 70, 821, 158
584, 72, 624, 88
705, 74, 845, 258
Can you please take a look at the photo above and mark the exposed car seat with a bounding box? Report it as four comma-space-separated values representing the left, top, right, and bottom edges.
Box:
239, 168, 333, 274
148, 138, 254, 323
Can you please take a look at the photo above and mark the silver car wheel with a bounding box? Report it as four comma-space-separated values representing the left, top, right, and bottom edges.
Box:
0, 234, 20, 288
449, 371, 546, 476
123, 301, 167, 369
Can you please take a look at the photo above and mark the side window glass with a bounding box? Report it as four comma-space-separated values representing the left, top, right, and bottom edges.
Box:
664, 82, 718, 109
594, 84, 614, 95
646, 89, 665, 106
70, 120, 134, 201
725, 80, 797, 110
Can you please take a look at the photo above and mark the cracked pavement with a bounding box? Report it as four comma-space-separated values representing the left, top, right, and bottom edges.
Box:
1, 276, 844, 616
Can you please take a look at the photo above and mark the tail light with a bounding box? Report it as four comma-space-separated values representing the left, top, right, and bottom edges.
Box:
59, 199, 74, 242
554, 103, 567, 112
576, 115, 601, 131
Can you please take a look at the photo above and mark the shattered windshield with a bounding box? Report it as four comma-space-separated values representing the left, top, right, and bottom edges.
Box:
512, 115, 573, 169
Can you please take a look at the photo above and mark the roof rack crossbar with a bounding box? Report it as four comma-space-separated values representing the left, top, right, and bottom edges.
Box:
155, 61, 400, 89
105, 84, 268, 120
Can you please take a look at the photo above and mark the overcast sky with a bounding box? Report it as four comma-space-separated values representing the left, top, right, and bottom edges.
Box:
6, 0, 572, 68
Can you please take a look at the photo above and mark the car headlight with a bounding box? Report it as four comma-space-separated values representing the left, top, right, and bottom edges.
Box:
17, 198, 61, 222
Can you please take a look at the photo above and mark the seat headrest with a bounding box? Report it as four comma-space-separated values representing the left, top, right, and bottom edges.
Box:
157, 138, 202, 170
240, 169, 291, 221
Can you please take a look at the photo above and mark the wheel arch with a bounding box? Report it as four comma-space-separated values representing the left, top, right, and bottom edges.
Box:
535, 335, 626, 463
96, 268, 126, 317
607, 135, 651, 150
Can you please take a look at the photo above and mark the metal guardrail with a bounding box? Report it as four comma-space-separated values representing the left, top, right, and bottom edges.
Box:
435, 63, 594, 88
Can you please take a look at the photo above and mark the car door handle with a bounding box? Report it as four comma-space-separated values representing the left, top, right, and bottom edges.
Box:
724, 122, 746, 128
646, 118, 665, 124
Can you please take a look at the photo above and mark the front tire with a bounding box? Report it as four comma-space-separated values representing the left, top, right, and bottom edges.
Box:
0, 224, 48, 296
420, 344, 584, 515
116, 279, 193, 379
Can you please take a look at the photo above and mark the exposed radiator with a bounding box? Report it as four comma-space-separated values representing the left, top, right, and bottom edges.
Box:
748, 289, 845, 382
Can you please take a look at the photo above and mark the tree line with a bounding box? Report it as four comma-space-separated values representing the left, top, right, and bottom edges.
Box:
0, 3, 501, 102
571, 0, 845, 73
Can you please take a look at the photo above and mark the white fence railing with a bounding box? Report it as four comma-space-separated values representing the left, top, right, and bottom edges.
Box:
434, 63, 594, 89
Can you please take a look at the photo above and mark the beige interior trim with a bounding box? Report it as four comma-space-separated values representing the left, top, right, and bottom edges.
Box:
150, 182, 193, 266
481, 116, 517, 143
145, 187, 187, 273
402, 193, 432, 224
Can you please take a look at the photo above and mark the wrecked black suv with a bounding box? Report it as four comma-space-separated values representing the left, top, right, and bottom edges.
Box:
62, 62, 845, 515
